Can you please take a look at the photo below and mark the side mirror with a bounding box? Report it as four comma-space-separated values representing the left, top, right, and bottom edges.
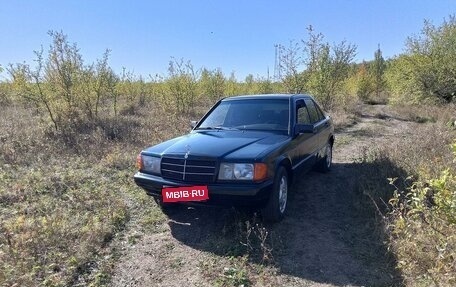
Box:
294, 124, 314, 136
190, 120, 198, 129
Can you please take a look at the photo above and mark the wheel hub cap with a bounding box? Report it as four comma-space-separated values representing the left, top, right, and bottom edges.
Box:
279, 176, 288, 213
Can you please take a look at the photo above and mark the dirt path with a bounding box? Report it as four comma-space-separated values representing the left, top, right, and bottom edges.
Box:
111, 104, 410, 287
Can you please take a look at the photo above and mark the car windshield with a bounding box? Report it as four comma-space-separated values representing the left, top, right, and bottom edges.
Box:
197, 98, 290, 132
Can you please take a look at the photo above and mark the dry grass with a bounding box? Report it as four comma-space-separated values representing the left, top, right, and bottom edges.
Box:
356, 104, 456, 286
0, 105, 125, 286
1, 96, 454, 286
0, 100, 207, 286
0, 96, 277, 286
330, 108, 359, 132
389, 103, 456, 126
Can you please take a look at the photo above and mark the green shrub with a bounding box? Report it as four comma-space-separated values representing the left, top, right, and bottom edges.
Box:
354, 107, 455, 286
167, 58, 200, 114
200, 68, 226, 102
387, 15, 456, 104
7, 31, 124, 141
388, 142, 456, 286
356, 63, 375, 102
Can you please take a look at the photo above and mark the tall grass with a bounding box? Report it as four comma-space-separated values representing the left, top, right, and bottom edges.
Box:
356, 104, 456, 286
0, 98, 202, 286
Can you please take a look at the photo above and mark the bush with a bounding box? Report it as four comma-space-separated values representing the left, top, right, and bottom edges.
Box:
388, 142, 456, 286
7, 31, 120, 136
166, 58, 200, 114
356, 109, 455, 286
387, 15, 456, 104
200, 68, 226, 102
0, 82, 12, 106
356, 63, 375, 102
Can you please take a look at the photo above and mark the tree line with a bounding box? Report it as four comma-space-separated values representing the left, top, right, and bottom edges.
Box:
1, 15, 455, 135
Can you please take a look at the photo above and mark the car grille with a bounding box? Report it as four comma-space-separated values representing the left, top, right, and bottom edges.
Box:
161, 156, 216, 183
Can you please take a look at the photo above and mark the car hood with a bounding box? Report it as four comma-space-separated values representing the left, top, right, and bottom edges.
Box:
143, 130, 290, 160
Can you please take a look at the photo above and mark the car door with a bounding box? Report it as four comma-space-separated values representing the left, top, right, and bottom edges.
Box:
304, 98, 331, 156
289, 98, 318, 173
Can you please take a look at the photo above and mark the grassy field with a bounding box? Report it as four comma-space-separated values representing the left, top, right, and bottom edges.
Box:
355, 104, 456, 286
2, 17, 456, 285
0, 99, 201, 286
1, 97, 455, 286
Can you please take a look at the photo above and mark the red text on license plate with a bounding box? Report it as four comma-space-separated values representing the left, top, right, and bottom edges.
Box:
162, 185, 209, 203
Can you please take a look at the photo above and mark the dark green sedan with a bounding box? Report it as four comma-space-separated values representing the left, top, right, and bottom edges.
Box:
134, 94, 334, 222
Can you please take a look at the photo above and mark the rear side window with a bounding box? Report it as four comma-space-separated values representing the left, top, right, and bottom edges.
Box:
297, 105, 311, 124
304, 99, 324, 123
314, 101, 326, 120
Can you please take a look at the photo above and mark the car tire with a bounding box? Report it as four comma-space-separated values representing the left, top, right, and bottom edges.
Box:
261, 166, 288, 222
316, 142, 332, 173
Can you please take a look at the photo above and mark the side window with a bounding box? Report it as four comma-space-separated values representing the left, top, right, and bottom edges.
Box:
304, 99, 320, 123
314, 101, 326, 121
315, 107, 324, 121
297, 106, 311, 124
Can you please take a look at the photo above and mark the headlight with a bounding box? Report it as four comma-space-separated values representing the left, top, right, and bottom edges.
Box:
218, 162, 268, 181
219, 163, 254, 180
140, 155, 161, 175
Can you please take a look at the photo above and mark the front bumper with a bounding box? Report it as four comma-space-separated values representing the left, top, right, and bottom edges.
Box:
133, 172, 273, 207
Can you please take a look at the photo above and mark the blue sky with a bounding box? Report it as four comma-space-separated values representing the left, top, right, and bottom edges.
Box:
1, 0, 455, 80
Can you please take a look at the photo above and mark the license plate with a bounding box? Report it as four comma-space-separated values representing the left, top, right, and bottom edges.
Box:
162, 185, 209, 203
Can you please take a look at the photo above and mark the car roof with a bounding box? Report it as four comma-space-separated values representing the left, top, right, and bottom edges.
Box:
222, 94, 314, 101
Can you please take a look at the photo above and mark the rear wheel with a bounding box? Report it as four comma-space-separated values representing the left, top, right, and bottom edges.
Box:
316, 142, 332, 173
261, 166, 288, 222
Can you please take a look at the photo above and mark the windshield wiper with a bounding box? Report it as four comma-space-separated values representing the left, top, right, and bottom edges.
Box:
197, 126, 239, 131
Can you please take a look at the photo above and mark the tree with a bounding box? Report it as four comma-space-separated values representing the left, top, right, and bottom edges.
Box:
384, 54, 423, 104
278, 40, 305, 93
243, 73, 256, 94
116, 68, 146, 112
167, 58, 199, 114
8, 48, 60, 131
371, 45, 386, 98
276, 26, 356, 109
387, 15, 456, 103
257, 74, 274, 94
78, 49, 116, 119
304, 26, 357, 109
0, 65, 10, 105
45, 31, 84, 115
7, 31, 118, 132
224, 72, 240, 96
357, 62, 374, 101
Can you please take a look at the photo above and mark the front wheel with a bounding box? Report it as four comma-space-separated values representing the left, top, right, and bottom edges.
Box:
261, 166, 289, 222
